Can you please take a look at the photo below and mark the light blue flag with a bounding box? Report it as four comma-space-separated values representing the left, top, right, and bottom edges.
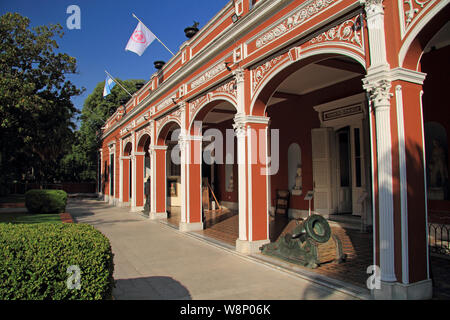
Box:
103, 75, 116, 97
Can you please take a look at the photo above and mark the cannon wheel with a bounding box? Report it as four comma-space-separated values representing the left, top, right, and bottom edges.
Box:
304, 214, 331, 244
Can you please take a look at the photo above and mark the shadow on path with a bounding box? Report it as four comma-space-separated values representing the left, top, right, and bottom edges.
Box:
114, 276, 192, 300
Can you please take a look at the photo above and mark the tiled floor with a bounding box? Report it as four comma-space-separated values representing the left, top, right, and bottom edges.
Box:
165, 207, 449, 298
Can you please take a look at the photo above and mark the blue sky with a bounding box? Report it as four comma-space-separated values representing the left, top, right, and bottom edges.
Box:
0, 0, 228, 123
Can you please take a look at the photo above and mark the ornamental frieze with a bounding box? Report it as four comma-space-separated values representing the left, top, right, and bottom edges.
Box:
188, 79, 237, 122
400, 0, 434, 38
251, 53, 289, 98
155, 108, 183, 136
252, 0, 336, 51
308, 15, 364, 51
190, 60, 228, 90
135, 125, 151, 144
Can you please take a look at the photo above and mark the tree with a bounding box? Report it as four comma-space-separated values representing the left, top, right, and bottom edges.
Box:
61, 79, 144, 182
0, 12, 83, 189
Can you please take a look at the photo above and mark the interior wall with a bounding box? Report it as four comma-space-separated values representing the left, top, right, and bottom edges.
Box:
267, 77, 364, 211
421, 44, 450, 212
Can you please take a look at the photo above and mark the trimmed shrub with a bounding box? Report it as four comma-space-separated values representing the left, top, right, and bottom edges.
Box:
0, 223, 115, 300
25, 189, 67, 214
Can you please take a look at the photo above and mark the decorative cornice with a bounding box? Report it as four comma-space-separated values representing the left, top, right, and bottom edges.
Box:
254, 0, 336, 50
363, 78, 393, 106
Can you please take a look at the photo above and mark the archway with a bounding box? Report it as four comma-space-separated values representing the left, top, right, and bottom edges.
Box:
251, 51, 374, 288
156, 120, 182, 224
121, 141, 132, 206
132, 133, 150, 212
189, 98, 239, 245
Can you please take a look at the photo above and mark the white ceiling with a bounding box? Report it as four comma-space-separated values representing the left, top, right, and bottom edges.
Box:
424, 21, 450, 53
267, 60, 362, 106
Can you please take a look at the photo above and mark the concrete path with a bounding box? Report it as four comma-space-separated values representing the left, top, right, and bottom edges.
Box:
67, 199, 357, 300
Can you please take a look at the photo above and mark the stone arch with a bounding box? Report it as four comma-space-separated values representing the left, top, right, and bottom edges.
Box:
400, 1, 450, 70
250, 49, 366, 117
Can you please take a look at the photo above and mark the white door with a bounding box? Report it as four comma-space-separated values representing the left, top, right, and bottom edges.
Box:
311, 128, 334, 216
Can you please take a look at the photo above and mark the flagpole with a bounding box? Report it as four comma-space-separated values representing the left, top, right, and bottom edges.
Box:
132, 13, 175, 56
104, 70, 133, 97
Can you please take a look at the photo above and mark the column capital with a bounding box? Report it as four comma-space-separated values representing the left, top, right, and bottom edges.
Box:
363, 78, 393, 107
233, 67, 245, 84
234, 113, 270, 125
149, 145, 168, 151
360, 0, 384, 16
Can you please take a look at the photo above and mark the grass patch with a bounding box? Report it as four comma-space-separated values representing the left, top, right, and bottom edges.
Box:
0, 213, 62, 224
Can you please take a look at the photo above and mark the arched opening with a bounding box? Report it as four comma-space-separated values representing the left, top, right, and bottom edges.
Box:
134, 133, 150, 211
157, 121, 182, 225
402, 4, 450, 295
253, 52, 374, 288
122, 142, 132, 206
189, 99, 239, 245
419, 16, 450, 296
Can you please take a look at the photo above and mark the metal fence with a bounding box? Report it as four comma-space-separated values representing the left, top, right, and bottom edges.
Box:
429, 223, 450, 256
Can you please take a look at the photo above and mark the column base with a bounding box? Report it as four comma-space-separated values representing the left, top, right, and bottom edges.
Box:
179, 222, 204, 232
150, 212, 167, 220
236, 239, 270, 254
129, 206, 144, 213
117, 201, 130, 208
372, 279, 432, 300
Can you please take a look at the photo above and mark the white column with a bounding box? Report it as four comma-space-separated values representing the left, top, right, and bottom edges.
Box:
233, 67, 248, 241
361, 0, 396, 283
233, 119, 247, 241
179, 135, 188, 224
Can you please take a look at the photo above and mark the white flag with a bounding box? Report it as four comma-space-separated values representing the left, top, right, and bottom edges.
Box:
125, 21, 156, 56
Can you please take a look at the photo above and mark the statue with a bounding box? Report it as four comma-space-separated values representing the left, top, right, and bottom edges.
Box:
227, 168, 234, 192
430, 139, 448, 187
428, 139, 448, 200
291, 166, 302, 195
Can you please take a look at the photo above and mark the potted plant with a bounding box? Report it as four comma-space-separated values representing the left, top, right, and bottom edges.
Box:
154, 60, 165, 70
184, 21, 199, 39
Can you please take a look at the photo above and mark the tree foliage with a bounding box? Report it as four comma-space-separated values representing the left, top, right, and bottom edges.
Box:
61, 79, 144, 182
0, 13, 83, 187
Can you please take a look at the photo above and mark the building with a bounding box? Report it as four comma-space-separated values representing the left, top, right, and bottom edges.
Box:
99, 0, 450, 299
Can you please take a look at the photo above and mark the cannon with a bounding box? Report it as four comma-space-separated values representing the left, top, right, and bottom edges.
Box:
260, 214, 347, 268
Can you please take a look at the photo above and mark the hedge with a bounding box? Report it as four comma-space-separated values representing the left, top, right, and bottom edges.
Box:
25, 189, 67, 214
0, 223, 115, 300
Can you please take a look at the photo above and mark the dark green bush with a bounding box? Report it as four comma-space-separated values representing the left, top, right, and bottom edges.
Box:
0, 223, 115, 300
25, 189, 67, 214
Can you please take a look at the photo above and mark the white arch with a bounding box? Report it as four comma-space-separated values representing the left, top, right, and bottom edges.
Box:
156, 118, 182, 144
398, 0, 450, 69
188, 95, 237, 132
250, 47, 367, 115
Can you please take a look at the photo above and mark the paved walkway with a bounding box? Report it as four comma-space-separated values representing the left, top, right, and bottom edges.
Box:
67, 199, 359, 300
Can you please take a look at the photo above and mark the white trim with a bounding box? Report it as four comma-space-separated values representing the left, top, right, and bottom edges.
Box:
419, 90, 430, 280
398, 0, 450, 68
249, 48, 366, 115
247, 125, 253, 241
367, 96, 377, 271
395, 85, 409, 284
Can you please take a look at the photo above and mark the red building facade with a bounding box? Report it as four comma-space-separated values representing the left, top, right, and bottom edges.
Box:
99, 0, 450, 299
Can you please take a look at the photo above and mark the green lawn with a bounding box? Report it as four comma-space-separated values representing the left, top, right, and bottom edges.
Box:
0, 212, 62, 224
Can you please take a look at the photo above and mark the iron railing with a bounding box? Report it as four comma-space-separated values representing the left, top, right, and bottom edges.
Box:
429, 223, 450, 256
